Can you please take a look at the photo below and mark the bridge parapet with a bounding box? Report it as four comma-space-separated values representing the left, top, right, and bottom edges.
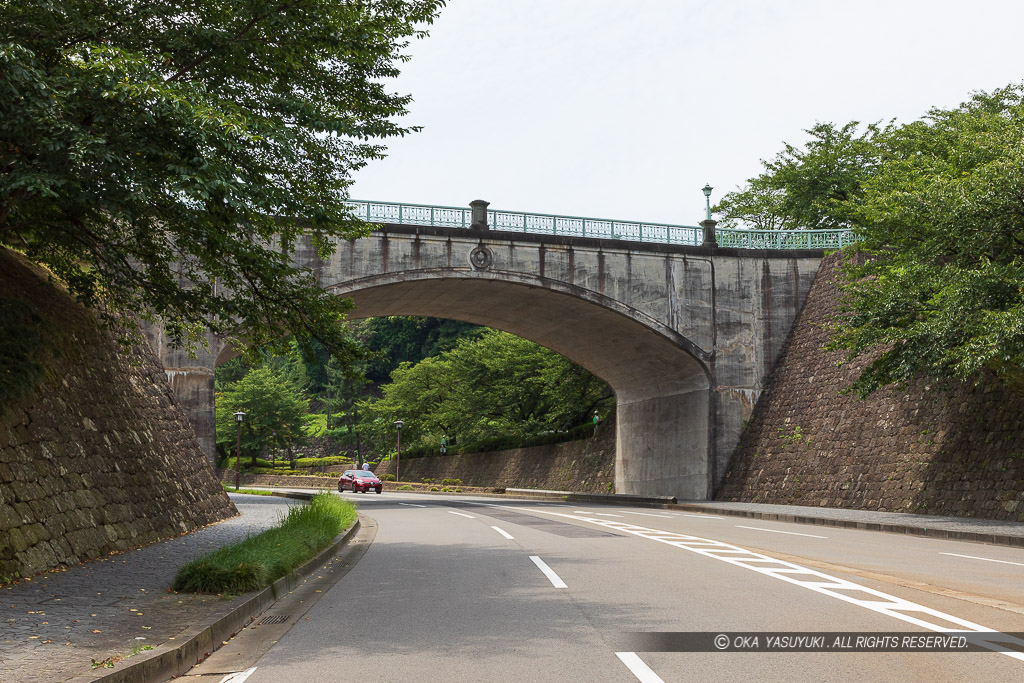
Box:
346, 199, 855, 250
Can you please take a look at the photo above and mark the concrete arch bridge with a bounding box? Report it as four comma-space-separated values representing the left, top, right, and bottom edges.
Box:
151, 201, 839, 500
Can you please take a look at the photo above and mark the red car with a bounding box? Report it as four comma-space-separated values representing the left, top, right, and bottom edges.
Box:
338, 470, 383, 494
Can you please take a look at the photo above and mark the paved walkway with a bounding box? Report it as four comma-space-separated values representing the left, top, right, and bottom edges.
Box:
0, 494, 298, 683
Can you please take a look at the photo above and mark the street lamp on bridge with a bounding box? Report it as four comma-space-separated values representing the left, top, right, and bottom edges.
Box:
233, 411, 246, 491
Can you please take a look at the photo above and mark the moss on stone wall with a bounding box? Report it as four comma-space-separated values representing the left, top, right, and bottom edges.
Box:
717, 251, 1024, 522
0, 248, 236, 582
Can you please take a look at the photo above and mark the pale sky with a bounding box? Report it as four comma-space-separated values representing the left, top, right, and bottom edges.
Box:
351, 0, 1024, 227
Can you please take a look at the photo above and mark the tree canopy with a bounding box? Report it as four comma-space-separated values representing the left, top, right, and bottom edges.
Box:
357, 329, 613, 456
0, 0, 444, 358
215, 365, 308, 466
717, 84, 1024, 394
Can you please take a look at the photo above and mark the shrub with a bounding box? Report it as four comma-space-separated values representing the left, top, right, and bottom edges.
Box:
380, 473, 396, 481
421, 478, 434, 484
397, 484, 414, 490
172, 494, 356, 594
430, 487, 439, 491
441, 478, 463, 486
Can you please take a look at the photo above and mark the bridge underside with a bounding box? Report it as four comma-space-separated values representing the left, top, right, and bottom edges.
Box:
333, 274, 712, 500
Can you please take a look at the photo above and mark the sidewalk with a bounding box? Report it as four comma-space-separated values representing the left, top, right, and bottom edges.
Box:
0, 494, 303, 683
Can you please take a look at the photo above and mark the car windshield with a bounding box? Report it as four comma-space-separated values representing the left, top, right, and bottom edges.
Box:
356, 473, 378, 479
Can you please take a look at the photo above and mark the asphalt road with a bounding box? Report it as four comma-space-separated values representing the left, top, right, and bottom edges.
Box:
200, 492, 1024, 682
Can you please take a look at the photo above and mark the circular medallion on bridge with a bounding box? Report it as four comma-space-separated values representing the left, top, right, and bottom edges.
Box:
468, 246, 493, 270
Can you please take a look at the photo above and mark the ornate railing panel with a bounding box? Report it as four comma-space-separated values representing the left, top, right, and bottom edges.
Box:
346, 200, 853, 250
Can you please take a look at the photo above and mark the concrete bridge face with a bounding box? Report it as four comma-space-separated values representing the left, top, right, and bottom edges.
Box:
153, 225, 821, 500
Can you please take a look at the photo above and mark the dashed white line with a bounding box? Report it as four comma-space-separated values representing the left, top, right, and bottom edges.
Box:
491, 526, 515, 540
941, 552, 1024, 567
681, 513, 725, 519
219, 667, 258, 683
617, 511, 673, 518
447, 510, 475, 518
615, 652, 664, 683
398, 502, 426, 508
735, 525, 827, 539
530, 556, 567, 588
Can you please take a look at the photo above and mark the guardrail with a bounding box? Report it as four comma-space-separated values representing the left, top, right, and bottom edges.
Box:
346, 199, 855, 250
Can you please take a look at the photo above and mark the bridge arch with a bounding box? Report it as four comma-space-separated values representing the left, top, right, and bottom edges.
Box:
150, 223, 823, 501
327, 269, 714, 499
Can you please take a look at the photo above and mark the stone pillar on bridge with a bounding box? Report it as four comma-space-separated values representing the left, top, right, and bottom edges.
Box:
700, 219, 718, 248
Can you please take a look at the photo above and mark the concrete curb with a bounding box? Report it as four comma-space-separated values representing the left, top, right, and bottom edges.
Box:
505, 488, 677, 506
667, 503, 1024, 549
75, 492, 357, 683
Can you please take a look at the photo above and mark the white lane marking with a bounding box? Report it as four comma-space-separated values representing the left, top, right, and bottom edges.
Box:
498, 504, 1024, 663
398, 502, 427, 508
941, 552, 1024, 567
682, 513, 725, 519
219, 667, 258, 683
617, 511, 673, 518
530, 556, 568, 588
615, 652, 664, 683
492, 526, 515, 540
736, 525, 827, 539
594, 512, 624, 517
447, 510, 475, 518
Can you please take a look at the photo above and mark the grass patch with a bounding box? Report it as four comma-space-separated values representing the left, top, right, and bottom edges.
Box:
172, 494, 356, 594
220, 482, 276, 496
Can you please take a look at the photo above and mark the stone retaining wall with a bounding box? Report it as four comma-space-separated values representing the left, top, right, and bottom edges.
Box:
0, 249, 236, 582
716, 251, 1024, 521
373, 427, 616, 493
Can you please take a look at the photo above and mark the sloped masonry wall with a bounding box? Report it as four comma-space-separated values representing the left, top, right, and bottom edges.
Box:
716, 251, 1024, 521
0, 249, 236, 582
372, 427, 617, 493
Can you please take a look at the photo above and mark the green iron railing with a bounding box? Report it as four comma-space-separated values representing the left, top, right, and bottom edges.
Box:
346, 200, 855, 250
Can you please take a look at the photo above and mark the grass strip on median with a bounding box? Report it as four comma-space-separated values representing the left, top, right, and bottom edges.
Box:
220, 482, 277, 496
172, 493, 356, 594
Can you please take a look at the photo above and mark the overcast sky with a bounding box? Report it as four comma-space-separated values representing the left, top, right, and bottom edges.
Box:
350, 0, 1024, 227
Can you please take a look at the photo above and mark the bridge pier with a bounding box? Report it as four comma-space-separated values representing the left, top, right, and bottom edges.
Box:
142, 324, 225, 471
616, 388, 710, 499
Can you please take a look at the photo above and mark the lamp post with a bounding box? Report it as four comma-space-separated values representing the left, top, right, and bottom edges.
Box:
700, 184, 718, 248
233, 411, 246, 491
394, 419, 404, 482
271, 429, 277, 470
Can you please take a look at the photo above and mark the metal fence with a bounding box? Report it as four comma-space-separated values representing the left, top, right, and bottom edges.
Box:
346, 200, 855, 250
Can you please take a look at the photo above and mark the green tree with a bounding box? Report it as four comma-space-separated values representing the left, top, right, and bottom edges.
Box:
723, 83, 1024, 394
357, 330, 612, 456
355, 316, 482, 383
715, 121, 889, 231
832, 85, 1024, 394
0, 1, 444, 358
216, 366, 309, 467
